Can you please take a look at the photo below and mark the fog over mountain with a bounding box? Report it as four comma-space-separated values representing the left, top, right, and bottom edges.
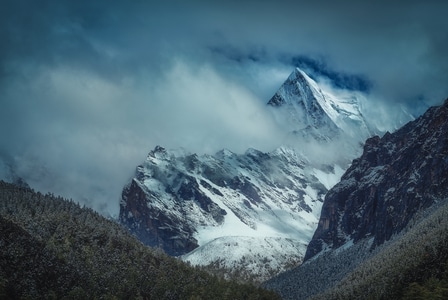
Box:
1, 0, 447, 216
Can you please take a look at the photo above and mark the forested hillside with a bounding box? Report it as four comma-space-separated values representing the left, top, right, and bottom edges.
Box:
264, 200, 448, 299
310, 200, 448, 299
0, 181, 279, 299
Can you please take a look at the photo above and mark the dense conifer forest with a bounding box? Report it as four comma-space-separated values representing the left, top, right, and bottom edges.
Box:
0, 181, 279, 299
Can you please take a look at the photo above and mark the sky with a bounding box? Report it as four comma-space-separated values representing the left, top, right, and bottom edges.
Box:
1, 0, 447, 216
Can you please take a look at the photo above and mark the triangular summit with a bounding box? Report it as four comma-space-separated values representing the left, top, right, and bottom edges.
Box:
268, 67, 373, 142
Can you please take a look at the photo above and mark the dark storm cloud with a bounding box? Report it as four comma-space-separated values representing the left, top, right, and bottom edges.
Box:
1, 0, 447, 215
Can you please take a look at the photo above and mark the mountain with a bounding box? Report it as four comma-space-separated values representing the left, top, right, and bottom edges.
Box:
267, 67, 373, 143
0, 181, 279, 299
120, 146, 341, 282
264, 98, 448, 299
305, 98, 448, 260
119, 67, 376, 282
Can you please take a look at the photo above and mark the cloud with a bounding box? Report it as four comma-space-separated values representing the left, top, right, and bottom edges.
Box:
139, 60, 286, 154
0, 58, 284, 216
2, 0, 447, 105
0, 65, 151, 215
1, 0, 447, 216
197, 0, 448, 107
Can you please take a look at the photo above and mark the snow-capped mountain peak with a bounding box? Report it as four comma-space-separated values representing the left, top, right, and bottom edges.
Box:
268, 68, 320, 107
268, 67, 373, 142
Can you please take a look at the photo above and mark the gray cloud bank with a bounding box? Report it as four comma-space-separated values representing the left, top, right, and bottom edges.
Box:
1, 0, 447, 216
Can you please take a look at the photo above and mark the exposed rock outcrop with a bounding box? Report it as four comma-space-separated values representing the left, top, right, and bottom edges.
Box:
305, 99, 448, 260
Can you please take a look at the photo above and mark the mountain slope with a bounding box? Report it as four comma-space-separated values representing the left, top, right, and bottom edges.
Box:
306, 98, 448, 260
183, 236, 306, 283
310, 200, 448, 300
119, 68, 377, 282
264, 98, 448, 299
0, 181, 279, 299
264, 198, 448, 300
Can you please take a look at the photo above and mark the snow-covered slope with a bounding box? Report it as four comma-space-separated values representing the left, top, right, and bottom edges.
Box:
182, 236, 307, 283
120, 67, 378, 282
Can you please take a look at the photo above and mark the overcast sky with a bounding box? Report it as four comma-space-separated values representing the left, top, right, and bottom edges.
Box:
1, 0, 447, 216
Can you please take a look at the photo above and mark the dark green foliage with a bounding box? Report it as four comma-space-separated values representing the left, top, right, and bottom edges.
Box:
0, 181, 279, 299
399, 252, 448, 299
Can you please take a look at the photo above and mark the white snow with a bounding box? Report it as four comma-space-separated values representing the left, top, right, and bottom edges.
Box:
270, 67, 374, 143
182, 236, 307, 282
313, 165, 345, 190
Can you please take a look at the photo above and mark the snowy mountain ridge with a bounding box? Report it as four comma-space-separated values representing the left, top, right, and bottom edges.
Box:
120, 144, 343, 281
120, 67, 379, 282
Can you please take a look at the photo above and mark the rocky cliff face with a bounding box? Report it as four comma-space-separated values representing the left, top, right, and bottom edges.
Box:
120, 175, 201, 256
305, 99, 448, 260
